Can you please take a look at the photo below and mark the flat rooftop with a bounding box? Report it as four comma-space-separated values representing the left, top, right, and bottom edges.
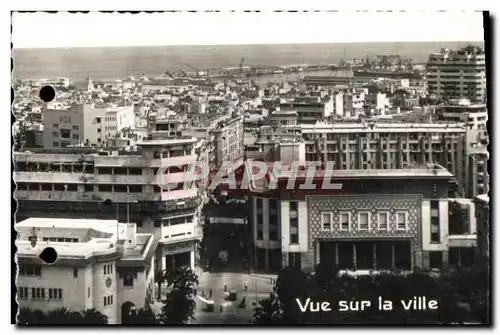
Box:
16, 217, 120, 232
267, 163, 454, 179
297, 123, 466, 133
15, 218, 154, 263
136, 137, 198, 146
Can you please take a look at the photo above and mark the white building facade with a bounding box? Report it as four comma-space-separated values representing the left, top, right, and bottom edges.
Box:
16, 218, 156, 324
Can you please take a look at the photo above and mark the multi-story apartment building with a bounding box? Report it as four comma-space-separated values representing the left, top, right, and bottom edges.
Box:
426, 46, 486, 103
279, 96, 334, 124
465, 130, 489, 198
435, 99, 488, 131
43, 103, 135, 149
14, 137, 204, 275
246, 145, 477, 272
16, 218, 156, 324
253, 121, 467, 195
211, 115, 245, 169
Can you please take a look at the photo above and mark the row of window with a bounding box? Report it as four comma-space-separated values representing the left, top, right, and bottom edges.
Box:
14, 164, 188, 175
320, 211, 408, 232
18, 265, 41, 277
302, 133, 462, 141
42, 237, 79, 243
290, 201, 299, 244
104, 295, 114, 307
19, 265, 80, 278
52, 132, 79, 140
51, 124, 79, 131
104, 264, 114, 275
18, 287, 63, 300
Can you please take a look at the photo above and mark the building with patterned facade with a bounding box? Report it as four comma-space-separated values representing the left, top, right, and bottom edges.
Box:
16, 218, 156, 324
14, 137, 205, 275
246, 151, 478, 273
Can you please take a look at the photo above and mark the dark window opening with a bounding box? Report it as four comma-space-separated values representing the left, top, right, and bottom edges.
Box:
375, 242, 393, 270
269, 230, 278, 241
60, 129, 71, 139
98, 185, 113, 192
123, 275, 134, 287
394, 241, 411, 270
356, 241, 374, 270
41, 183, 52, 191
429, 251, 443, 269
337, 242, 354, 270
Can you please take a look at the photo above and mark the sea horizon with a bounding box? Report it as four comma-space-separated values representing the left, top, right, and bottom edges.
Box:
12, 40, 485, 51
12, 41, 484, 82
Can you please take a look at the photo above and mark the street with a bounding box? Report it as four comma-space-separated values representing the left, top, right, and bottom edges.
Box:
152, 270, 277, 324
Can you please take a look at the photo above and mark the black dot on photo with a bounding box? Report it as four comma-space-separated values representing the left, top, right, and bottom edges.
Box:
39, 247, 58, 264
39, 85, 56, 102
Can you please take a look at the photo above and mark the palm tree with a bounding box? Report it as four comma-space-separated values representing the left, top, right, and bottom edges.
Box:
252, 293, 283, 324
159, 267, 199, 324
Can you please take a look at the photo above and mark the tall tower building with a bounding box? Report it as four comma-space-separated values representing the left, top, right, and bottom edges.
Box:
86, 74, 94, 92
426, 46, 486, 103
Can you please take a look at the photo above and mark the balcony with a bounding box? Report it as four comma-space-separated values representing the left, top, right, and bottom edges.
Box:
14, 190, 150, 202
160, 188, 198, 202
149, 154, 198, 167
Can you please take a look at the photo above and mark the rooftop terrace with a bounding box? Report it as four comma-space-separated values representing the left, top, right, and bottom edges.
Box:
15, 218, 155, 264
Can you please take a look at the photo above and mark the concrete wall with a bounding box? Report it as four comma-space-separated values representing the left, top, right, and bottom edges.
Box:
92, 261, 118, 324
17, 265, 92, 314
83, 104, 105, 145
421, 200, 449, 252
42, 104, 85, 149
252, 198, 281, 250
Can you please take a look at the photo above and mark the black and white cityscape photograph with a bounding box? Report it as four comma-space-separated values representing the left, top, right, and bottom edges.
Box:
11, 10, 491, 325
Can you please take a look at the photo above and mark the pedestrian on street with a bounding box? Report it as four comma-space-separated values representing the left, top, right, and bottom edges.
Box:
209, 288, 212, 298
244, 281, 248, 291
224, 284, 227, 292
220, 305, 223, 313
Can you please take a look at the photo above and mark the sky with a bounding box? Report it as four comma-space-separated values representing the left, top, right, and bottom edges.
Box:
12, 11, 485, 49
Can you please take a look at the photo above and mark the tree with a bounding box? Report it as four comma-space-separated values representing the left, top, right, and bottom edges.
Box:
275, 267, 313, 324
159, 267, 199, 324
17, 307, 107, 325
126, 304, 159, 324
45, 308, 81, 325
252, 293, 283, 324
81, 309, 108, 324
17, 308, 46, 325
